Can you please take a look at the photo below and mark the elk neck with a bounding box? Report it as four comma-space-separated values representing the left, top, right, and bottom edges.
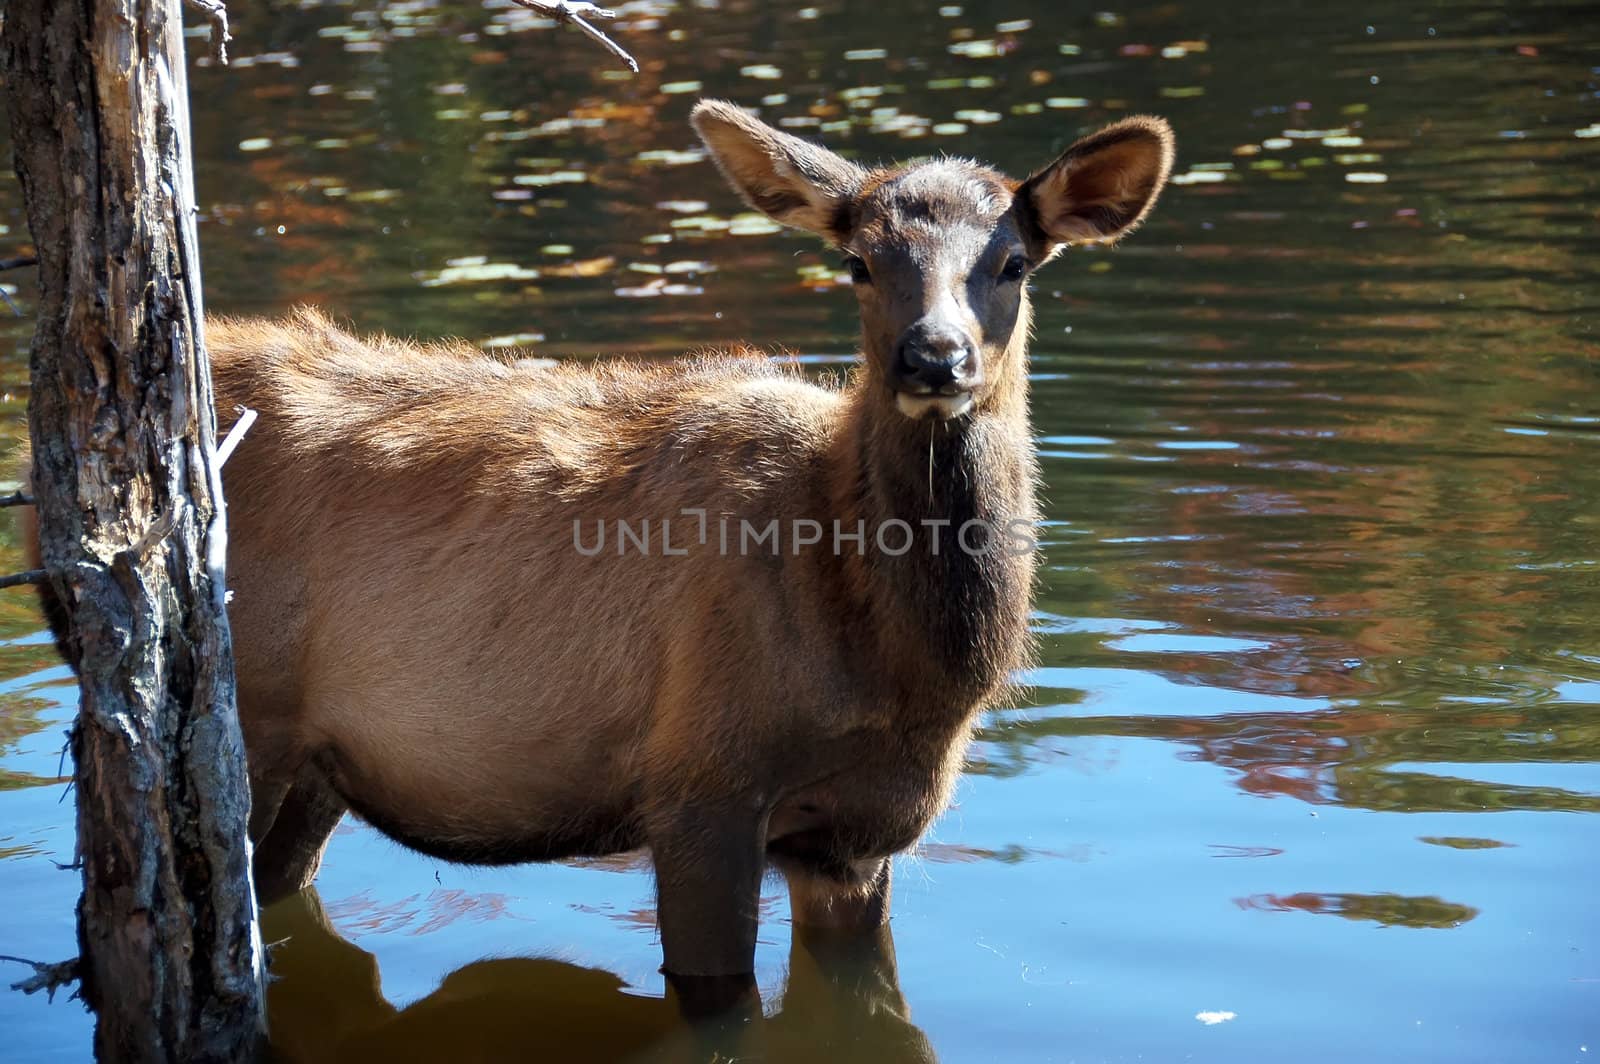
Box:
819, 297, 1038, 714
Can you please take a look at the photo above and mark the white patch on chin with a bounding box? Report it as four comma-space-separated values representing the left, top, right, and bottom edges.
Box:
895, 392, 975, 421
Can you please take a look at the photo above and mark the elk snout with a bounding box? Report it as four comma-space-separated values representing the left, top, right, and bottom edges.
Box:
890, 322, 981, 421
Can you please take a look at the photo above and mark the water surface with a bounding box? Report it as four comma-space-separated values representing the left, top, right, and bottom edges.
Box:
1, 0, 1597, 1060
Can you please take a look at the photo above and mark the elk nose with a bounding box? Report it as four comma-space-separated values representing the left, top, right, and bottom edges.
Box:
894, 328, 978, 394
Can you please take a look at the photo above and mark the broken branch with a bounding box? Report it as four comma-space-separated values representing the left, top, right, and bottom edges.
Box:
0, 955, 81, 1002
183, 0, 231, 64
510, 0, 638, 73
215, 406, 257, 468
0, 568, 46, 590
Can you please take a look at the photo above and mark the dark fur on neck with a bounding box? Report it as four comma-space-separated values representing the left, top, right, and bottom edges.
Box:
826, 355, 1037, 717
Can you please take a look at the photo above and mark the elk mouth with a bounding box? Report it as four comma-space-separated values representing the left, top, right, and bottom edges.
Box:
887, 327, 980, 421
894, 389, 975, 421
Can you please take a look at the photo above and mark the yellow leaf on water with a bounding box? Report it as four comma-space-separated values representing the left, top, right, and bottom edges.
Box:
542, 256, 616, 278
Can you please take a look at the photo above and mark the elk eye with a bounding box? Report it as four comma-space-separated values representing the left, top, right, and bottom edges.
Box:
844, 255, 872, 285
1000, 255, 1028, 283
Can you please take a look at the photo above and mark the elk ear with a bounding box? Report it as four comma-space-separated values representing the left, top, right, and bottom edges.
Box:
1018, 116, 1174, 254
691, 99, 867, 244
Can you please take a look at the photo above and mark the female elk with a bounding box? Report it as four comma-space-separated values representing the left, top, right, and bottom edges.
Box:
33, 101, 1173, 1000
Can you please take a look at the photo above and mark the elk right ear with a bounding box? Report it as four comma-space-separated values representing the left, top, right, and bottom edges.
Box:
691, 99, 867, 244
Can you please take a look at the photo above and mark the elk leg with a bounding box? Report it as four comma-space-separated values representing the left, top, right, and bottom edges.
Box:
252, 769, 347, 905
649, 804, 766, 1017
786, 855, 892, 931
248, 775, 291, 843
789, 919, 911, 1020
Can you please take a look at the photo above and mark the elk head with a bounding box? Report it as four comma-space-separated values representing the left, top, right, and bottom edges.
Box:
692, 100, 1175, 421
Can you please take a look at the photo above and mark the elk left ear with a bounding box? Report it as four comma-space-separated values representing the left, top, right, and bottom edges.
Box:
1018, 116, 1175, 254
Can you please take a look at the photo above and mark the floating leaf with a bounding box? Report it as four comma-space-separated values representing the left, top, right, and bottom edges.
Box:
670, 215, 731, 232
636, 149, 705, 167
482, 332, 546, 349
729, 213, 783, 236
949, 39, 999, 58
418, 261, 540, 287
544, 256, 615, 278
615, 277, 701, 298
512, 171, 587, 187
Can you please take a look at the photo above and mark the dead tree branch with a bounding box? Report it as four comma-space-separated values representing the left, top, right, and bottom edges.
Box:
0, 955, 82, 1002
215, 406, 257, 468
0, 568, 46, 589
510, 0, 638, 72
0, 255, 37, 271
183, 0, 231, 64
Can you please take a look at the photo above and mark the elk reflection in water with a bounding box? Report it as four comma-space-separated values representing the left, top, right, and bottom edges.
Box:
263, 889, 937, 1064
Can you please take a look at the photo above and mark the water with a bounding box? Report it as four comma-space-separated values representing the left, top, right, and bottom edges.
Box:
1, 0, 1597, 1059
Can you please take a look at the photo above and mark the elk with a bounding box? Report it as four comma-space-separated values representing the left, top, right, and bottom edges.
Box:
29, 100, 1173, 1004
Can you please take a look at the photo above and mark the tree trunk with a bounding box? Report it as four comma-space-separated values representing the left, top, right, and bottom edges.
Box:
1, 1, 265, 1060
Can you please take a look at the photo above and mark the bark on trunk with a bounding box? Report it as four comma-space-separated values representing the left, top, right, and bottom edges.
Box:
1, 1, 265, 1060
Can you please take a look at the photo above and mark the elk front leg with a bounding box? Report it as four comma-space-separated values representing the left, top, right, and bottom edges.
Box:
252, 769, 347, 905
648, 803, 767, 1017
786, 855, 892, 932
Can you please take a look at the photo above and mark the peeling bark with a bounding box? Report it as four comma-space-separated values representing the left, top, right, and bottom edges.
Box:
1, 0, 265, 1060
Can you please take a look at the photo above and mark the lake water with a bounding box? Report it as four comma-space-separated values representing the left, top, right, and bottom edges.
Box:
1, 0, 1597, 1060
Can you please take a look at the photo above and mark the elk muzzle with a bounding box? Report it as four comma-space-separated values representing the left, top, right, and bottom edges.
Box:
889, 319, 981, 421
